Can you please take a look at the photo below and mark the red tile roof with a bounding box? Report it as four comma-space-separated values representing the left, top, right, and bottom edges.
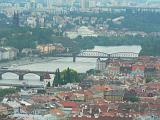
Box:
146, 82, 160, 90
132, 64, 145, 71
50, 108, 65, 116
93, 85, 112, 91
72, 107, 79, 113
60, 101, 79, 108
71, 116, 133, 120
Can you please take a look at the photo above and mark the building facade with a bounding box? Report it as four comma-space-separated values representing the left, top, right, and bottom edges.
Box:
96, 58, 106, 71
37, 44, 65, 54
0, 47, 19, 61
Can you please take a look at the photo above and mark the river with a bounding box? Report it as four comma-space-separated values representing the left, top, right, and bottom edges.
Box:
0, 45, 142, 86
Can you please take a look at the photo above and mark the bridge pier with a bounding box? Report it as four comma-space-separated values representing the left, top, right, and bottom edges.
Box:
19, 75, 24, 80
0, 73, 2, 80
72, 52, 77, 62
73, 56, 76, 62
40, 76, 44, 81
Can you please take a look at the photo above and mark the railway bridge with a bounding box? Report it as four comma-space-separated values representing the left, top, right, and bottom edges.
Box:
52, 51, 139, 62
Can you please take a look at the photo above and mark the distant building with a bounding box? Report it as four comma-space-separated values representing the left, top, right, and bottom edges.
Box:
27, 16, 37, 28
112, 16, 124, 24
96, 58, 106, 71
106, 63, 120, 75
77, 26, 98, 37
131, 64, 145, 77
38, 17, 45, 28
36, 44, 65, 54
104, 89, 124, 102
65, 31, 78, 39
0, 104, 13, 117
80, 0, 89, 9
89, 0, 97, 8
21, 48, 33, 55
65, 26, 98, 39
136, 115, 159, 120
80, 79, 93, 89
13, 12, 19, 27
0, 47, 19, 61
120, 66, 132, 75
144, 67, 157, 78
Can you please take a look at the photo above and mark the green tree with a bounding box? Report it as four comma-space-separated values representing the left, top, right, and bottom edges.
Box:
66, 67, 71, 83
123, 90, 139, 102
146, 77, 153, 83
53, 68, 61, 87
61, 68, 80, 85
0, 88, 20, 101
86, 69, 101, 75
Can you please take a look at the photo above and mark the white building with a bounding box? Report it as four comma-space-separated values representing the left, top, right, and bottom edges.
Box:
38, 17, 45, 28
1, 49, 10, 60
89, 0, 97, 8
96, 58, 106, 71
65, 26, 98, 39
65, 31, 78, 39
0, 49, 3, 61
27, 17, 37, 28
77, 26, 98, 37
0, 47, 19, 61
36, 3, 44, 10
7, 47, 19, 60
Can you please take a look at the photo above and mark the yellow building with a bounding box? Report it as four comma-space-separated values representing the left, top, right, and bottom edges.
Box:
36, 44, 65, 54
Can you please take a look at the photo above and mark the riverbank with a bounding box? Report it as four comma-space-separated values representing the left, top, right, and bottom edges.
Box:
0, 57, 63, 68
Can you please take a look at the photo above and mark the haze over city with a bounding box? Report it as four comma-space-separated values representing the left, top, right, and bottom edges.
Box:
0, 0, 160, 120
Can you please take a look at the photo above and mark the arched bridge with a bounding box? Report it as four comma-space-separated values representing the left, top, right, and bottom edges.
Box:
0, 69, 55, 81
52, 51, 139, 62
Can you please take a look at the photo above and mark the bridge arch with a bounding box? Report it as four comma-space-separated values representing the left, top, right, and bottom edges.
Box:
0, 69, 54, 81
0, 72, 44, 81
23, 73, 40, 80
1, 72, 19, 80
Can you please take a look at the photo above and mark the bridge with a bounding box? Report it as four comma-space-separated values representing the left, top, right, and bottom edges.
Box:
52, 51, 139, 62
0, 69, 55, 81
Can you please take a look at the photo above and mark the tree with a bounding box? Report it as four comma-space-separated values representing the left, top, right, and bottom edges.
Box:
123, 89, 139, 102
13, 12, 19, 27
52, 68, 80, 86
0, 88, 20, 101
53, 68, 61, 87
146, 77, 153, 83
61, 68, 79, 84
86, 69, 101, 75
66, 67, 71, 83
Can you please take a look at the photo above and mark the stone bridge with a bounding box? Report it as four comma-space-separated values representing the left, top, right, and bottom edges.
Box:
0, 69, 55, 81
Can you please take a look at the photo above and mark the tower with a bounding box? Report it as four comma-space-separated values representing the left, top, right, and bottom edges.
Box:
30, 0, 37, 10
80, 0, 89, 9
47, 0, 52, 9
13, 11, 19, 27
